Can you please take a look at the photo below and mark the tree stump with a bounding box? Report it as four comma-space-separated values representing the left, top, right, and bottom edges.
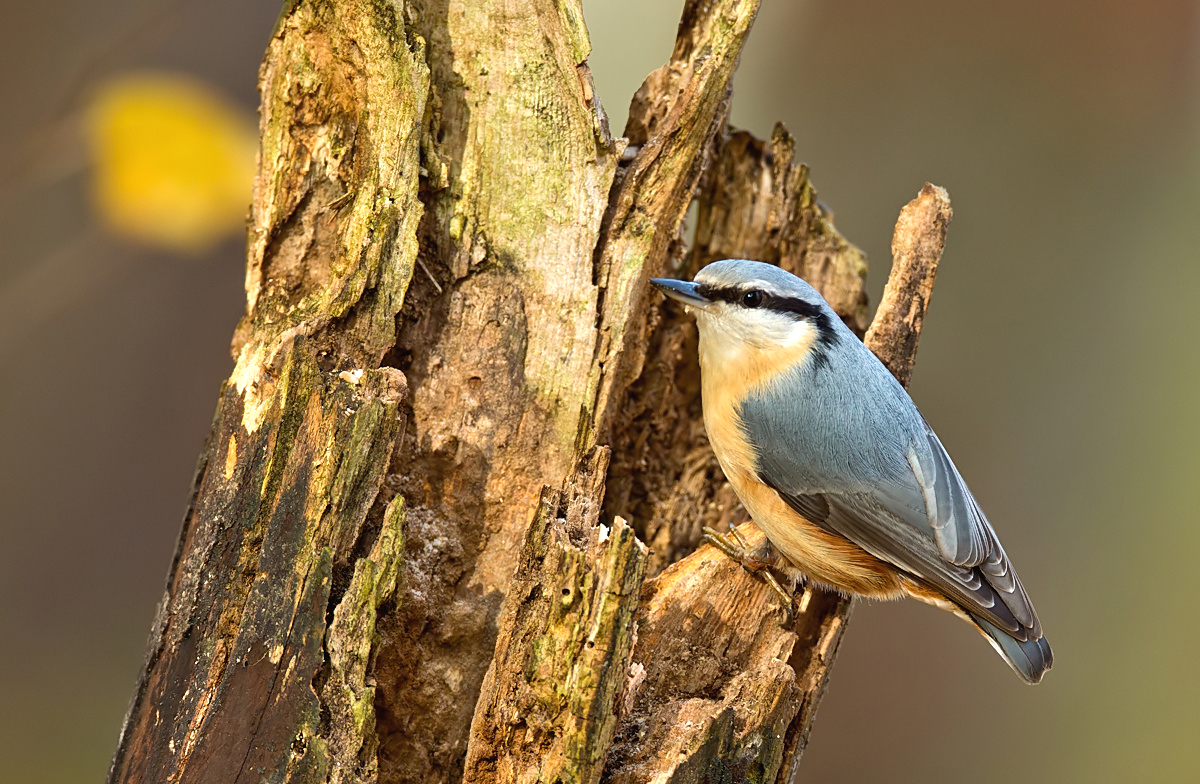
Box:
108, 2, 952, 783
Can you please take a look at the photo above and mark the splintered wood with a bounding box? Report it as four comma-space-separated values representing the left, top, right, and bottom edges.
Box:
462, 449, 647, 784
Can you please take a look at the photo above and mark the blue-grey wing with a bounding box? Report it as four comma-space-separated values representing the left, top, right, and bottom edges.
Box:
913, 422, 989, 566
742, 350, 1041, 638
773, 484, 1038, 639
900, 419, 1038, 634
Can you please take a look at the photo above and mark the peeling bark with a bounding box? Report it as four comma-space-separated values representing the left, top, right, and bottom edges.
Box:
109, 1, 954, 782
109, 3, 426, 781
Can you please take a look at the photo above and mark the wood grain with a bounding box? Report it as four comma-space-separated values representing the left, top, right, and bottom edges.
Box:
865, 183, 953, 386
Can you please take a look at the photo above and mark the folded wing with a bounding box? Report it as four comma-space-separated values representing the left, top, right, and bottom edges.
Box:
760, 419, 1042, 642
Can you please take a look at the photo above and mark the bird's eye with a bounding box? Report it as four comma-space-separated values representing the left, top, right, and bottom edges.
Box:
742, 290, 764, 308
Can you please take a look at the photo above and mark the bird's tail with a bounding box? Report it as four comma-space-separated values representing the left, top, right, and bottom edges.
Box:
970, 613, 1053, 685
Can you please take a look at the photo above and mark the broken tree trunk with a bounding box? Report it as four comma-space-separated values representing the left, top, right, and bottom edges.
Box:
107, 1, 952, 783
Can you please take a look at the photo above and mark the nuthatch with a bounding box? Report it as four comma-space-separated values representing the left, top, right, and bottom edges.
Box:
651, 259, 1052, 684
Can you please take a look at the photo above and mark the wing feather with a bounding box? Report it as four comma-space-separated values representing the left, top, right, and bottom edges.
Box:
772, 487, 1033, 638
916, 422, 1037, 630
740, 340, 1042, 641
758, 421, 1041, 638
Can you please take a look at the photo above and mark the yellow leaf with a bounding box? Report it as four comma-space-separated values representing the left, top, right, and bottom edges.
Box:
86, 72, 257, 253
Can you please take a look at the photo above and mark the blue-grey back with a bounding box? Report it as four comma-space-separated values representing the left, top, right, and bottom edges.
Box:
739, 317, 927, 501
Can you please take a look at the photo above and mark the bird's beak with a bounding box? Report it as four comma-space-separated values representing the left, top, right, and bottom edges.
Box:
650, 278, 711, 310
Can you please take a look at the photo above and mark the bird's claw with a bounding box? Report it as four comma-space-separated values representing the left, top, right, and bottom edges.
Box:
702, 525, 794, 618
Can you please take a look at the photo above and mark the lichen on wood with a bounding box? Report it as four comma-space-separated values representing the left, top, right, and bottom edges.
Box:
109, 1, 427, 781
322, 495, 407, 784
236, 0, 428, 388
462, 449, 648, 784
110, 346, 410, 784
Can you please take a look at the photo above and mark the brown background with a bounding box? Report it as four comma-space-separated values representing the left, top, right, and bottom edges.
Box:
1, 1, 1197, 781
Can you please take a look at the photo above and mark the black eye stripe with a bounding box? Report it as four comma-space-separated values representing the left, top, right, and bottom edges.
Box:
695, 281, 840, 351
697, 283, 823, 320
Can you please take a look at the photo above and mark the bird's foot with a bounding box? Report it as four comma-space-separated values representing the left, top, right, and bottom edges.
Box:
702, 525, 794, 617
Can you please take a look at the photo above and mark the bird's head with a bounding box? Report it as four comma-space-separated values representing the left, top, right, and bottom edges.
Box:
651, 259, 839, 370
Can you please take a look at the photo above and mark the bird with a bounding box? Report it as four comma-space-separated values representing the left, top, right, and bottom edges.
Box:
650, 259, 1052, 684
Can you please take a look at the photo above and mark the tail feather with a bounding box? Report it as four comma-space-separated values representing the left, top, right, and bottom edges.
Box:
972, 613, 1053, 684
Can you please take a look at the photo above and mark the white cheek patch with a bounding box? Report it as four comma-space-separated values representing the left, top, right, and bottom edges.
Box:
702, 307, 815, 348
696, 305, 821, 381
738, 310, 811, 348
781, 318, 818, 349
695, 310, 744, 367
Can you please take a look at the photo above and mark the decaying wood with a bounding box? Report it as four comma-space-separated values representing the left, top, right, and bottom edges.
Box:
375, 1, 758, 781
109, 3, 426, 781
108, 0, 956, 781
865, 183, 953, 385
461, 448, 647, 784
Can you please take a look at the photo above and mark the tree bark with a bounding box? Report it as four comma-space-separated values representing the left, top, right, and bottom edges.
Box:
108, 2, 950, 783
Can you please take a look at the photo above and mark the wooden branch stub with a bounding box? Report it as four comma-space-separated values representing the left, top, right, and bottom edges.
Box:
599, 120, 876, 781
775, 182, 954, 781
463, 449, 648, 784
864, 183, 953, 386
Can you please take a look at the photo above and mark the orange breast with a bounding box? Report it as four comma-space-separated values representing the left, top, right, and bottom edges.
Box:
723, 467, 905, 597
699, 331, 905, 598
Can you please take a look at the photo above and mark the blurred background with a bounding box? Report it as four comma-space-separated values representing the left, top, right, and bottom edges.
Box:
1, 0, 1196, 781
